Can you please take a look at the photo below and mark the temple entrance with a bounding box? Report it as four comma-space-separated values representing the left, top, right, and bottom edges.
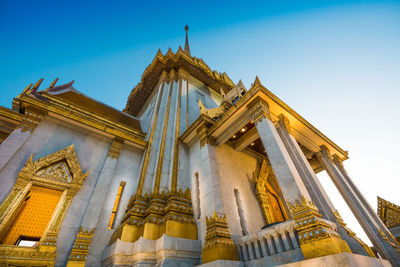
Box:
254, 158, 288, 225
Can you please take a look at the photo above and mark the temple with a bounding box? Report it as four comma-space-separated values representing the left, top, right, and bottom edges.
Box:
0, 27, 399, 267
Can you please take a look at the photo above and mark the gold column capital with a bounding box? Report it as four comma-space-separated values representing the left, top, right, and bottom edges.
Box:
107, 138, 124, 160
247, 96, 270, 124
278, 114, 292, 135
197, 122, 215, 148
18, 108, 46, 133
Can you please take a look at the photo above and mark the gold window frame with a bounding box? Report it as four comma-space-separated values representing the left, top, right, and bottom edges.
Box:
0, 144, 87, 265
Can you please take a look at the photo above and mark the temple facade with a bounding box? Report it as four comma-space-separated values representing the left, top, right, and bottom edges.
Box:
0, 30, 399, 267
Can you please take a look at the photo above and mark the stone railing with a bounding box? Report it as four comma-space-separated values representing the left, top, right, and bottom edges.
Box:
236, 220, 299, 262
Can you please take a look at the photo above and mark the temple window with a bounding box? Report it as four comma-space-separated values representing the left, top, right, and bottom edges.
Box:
108, 181, 126, 229
0, 144, 87, 260
0, 186, 63, 245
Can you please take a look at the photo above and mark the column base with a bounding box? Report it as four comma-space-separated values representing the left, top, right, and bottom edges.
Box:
300, 235, 351, 259
201, 212, 239, 264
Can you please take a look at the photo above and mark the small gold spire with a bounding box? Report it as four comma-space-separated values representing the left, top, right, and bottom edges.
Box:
184, 24, 191, 55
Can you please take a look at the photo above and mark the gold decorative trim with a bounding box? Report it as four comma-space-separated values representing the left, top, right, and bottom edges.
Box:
124, 48, 234, 116
136, 79, 166, 196
108, 139, 124, 159
0, 145, 87, 266
202, 212, 239, 263
247, 96, 271, 125
377, 196, 400, 229
199, 99, 231, 120
288, 196, 351, 259
153, 76, 174, 195
254, 158, 288, 224
110, 188, 197, 244
18, 108, 46, 133
68, 227, 95, 263
171, 79, 182, 193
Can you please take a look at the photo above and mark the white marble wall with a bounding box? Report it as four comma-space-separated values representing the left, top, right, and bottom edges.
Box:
86, 146, 143, 267
0, 117, 114, 266
214, 144, 264, 238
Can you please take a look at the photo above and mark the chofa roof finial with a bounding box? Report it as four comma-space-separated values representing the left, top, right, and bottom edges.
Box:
184, 24, 191, 55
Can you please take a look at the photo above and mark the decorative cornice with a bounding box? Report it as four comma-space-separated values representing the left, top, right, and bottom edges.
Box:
124, 48, 234, 116
247, 96, 271, 124
112, 188, 197, 243
12, 91, 146, 149
199, 100, 231, 121
18, 108, 46, 133
108, 139, 124, 159
378, 196, 400, 229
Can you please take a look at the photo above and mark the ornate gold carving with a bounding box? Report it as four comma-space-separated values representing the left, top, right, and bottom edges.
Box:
247, 96, 270, 125
202, 212, 239, 263
378, 196, 400, 229
110, 188, 197, 244
68, 227, 95, 263
254, 158, 287, 224
171, 80, 182, 193
197, 122, 209, 147
199, 99, 231, 120
124, 48, 234, 116
19, 108, 45, 132
288, 196, 351, 259
108, 139, 124, 159
0, 145, 87, 266
0, 245, 55, 266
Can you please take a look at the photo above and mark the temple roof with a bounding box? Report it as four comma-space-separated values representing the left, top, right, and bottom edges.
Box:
11, 80, 145, 147
124, 47, 235, 116
378, 196, 400, 229
43, 82, 143, 133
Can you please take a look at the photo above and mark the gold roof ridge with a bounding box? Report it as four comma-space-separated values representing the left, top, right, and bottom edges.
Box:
124, 48, 235, 116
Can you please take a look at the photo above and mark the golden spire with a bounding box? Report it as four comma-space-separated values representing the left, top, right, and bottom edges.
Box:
184, 24, 191, 55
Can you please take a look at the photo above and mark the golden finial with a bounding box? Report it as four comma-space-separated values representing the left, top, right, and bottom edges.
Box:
184, 24, 191, 55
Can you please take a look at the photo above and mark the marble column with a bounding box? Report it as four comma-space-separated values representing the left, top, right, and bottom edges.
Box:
84, 139, 124, 267
0, 109, 45, 171
276, 114, 371, 256
197, 122, 239, 263
317, 146, 400, 266
247, 96, 351, 260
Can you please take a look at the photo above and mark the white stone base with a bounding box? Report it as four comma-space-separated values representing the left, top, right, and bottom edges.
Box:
102, 234, 201, 267
196, 260, 242, 267
277, 252, 391, 267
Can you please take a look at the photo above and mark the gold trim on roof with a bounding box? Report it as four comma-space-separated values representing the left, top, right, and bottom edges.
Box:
12, 89, 146, 149
378, 196, 400, 229
124, 47, 234, 116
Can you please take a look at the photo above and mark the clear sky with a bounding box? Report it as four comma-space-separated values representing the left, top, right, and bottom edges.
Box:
1, 0, 399, 246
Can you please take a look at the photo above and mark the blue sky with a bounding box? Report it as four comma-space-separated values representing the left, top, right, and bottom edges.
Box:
1, 0, 400, 246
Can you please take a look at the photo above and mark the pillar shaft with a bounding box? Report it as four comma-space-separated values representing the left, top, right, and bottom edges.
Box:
277, 115, 372, 256
247, 97, 351, 260
318, 147, 400, 266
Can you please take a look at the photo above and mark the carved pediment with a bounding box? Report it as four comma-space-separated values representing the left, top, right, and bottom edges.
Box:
17, 144, 88, 189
